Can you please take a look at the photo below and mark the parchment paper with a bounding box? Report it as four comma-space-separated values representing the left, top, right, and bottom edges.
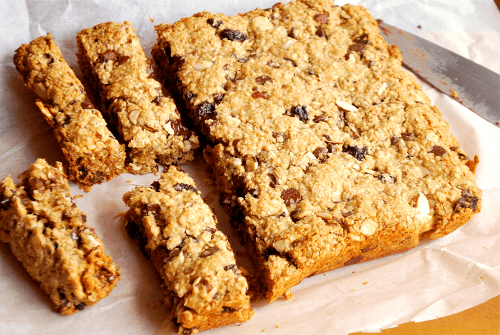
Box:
0, 1, 499, 334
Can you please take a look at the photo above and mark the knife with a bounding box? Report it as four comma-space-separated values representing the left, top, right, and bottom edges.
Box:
377, 21, 500, 127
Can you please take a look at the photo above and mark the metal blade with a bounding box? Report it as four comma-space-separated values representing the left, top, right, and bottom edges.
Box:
378, 21, 500, 127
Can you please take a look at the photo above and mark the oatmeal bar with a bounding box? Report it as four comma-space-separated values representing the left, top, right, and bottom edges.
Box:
154, 0, 482, 302
0, 159, 120, 315
123, 166, 254, 334
13, 34, 126, 191
76, 22, 199, 174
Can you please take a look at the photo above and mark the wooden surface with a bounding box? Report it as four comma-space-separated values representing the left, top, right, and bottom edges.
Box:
352, 295, 500, 335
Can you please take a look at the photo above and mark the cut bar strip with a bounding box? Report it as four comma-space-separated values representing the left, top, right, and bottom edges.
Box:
123, 166, 253, 334
76, 22, 199, 174
0, 159, 120, 315
154, 0, 481, 302
13, 34, 126, 191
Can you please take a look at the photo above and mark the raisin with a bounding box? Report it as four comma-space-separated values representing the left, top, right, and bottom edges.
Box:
117, 56, 129, 65
428, 145, 447, 157
313, 114, 327, 122
252, 92, 269, 99
281, 188, 302, 206
316, 28, 327, 38
200, 246, 220, 258
196, 101, 215, 117
255, 76, 273, 85
314, 13, 329, 24
102, 50, 118, 61
454, 190, 479, 213
173, 183, 197, 192
343, 145, 368, 161
219, 29, 248, 42
290, 105, 308, 122
207, 18, 223, 29
284, 57, 297, 67
313, 147, 328, 162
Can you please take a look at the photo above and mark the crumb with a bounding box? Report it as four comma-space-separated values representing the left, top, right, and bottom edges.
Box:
283, 291, 293, 300
126, 180, 132, 183
417, 25, 422, 29
114, 211, 127, 219
363, 282, 368, 285
276, 324, 280, 328
150, 16, 154, 23
261, 330, 265, 332
74, 195, 83, 199
452, 91, 458, 97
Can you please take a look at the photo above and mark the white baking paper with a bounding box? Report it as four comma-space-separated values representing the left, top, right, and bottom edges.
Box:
0, 0, 499, 334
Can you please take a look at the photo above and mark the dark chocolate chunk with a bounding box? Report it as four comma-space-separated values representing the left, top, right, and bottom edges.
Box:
117, 56, 130, 66
281, 188, 302, 206
284, 57, 297, 67
269, 173, 279, 188
207, 18, 223, 29
344, 255, 364, 266
224, 264, 238, 274
197, 101, 215, 117
75, 303, 86, 311
220, 29, 248, 42
288, 27, 297, 38
213, 93, 225, 104
252, 92, 269, 99
205, 227, 217, 234
222, 306, 238, 313
343, 145, 368, 161
428, 145, 447, 157
313, 13, 329, 24
255, 75, 273, 85
262, 247, 280, 259
290, 105, 308, 122
199, 246, 220, 258
173, 183, 198, 192
390, 136, 401, 145
401, 132, 416, 141
81, 98, 94, 110
102, 50, 118, 61
0, 195, 12, 211
267, 61, 280, 69
313, 147, 328, 162
454, 190, 479, 213
152, 95, 162, 105
316, 28, 327, 38
349, 43, 366, 52
170, 120, 192, 139
354, 33, 370, 44
327, 142, 336, 153
151, 181, 160, 192
152, 247, 181, 272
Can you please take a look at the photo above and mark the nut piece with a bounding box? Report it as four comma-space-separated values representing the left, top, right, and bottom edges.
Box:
163, 121, 175, 135
129, 109, 141, 125
273, 240, 287, 253
417, 192, 430, 215
336, 100, 358, 112
194, 60, 213, 70
360, 219, 378, 236
253, 16, 274, 30
33, 82, 48, 100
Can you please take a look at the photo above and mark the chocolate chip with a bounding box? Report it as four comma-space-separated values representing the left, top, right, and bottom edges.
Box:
267, 61, 280, 69
248, 188, 258, 198
75, 303, 86, 311
454, 190, 479, 213
117, 56, 130, 65
69, 99, 78, 105
151, 181, 160, 191
200, 246, 220, 258
313, 147, 328, 162
152, 247, 181, 271
288, 27, 297, 38
81, 99, 94, 110
220, 29, 247, 42
378, 173, 395, 183
47, 57, 55, 66
344, 255, 363, 266
281, 188, 302, 206
316, 28, 327, 38
313, 13, 329, 24
213, 93, 225, 104
401, 132, 415, 141
269, 173, 279, 188
152, 95, 162, 105
262, 247, 280, 259
290, 105, 308, 122
205, 227, 217, 234
327, 142, 336, 153
428, 145, 447, 157
173, 183, 198, 192
170, 120, 192, 139
102, 50, 118, 61
390, 136, 401, 145
255, 76, 273, 85
349, 43, 366, 52
197, 101, 215, 117
272, 132, 287, 142
343, 145, 368, 161
141, 204, 161, 219
207, 18, 223, 29
313, 114, 327, 122
252, 92, 269, 99
354, 33, 370, 44
224, 264, 238, 274
284, 57, 297, 67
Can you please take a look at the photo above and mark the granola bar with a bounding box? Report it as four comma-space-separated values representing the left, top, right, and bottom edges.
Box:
0, 159, 120, 314
123, 166, 254, 334
13, 34, 126, 191
76, 22, 199, 174
154, 0, 482, 302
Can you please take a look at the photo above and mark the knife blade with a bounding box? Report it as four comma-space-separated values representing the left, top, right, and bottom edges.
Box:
378, 21, 500, 127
